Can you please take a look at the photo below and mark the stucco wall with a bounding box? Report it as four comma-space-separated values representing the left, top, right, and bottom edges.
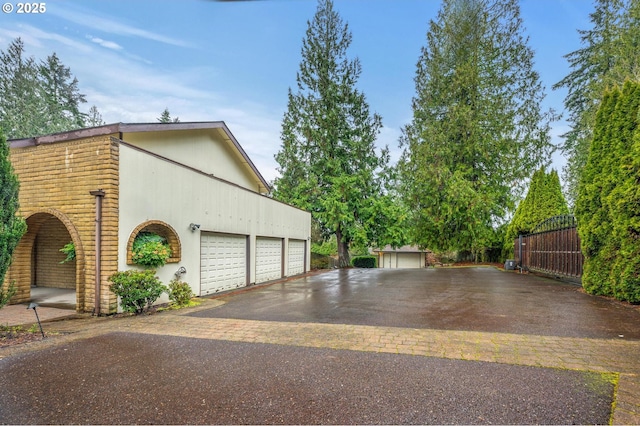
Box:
118, 142, 311, 296
6, 136, 120, 313
123, 129, 260, 193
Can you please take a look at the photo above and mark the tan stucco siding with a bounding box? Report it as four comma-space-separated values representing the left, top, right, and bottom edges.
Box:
6, 136, 120, 313
122, 130, 260, 193
118, 143, 310, 295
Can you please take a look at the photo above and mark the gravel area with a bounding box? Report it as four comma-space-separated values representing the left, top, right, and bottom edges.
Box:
0, 332, 614, 425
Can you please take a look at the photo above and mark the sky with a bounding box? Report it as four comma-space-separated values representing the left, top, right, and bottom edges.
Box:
0, 0, 594, 185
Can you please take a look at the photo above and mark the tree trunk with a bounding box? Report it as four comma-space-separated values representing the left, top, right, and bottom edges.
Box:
335, 227, 351, 268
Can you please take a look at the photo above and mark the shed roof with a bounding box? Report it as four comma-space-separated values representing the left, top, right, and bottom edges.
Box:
373, 245, 430, 253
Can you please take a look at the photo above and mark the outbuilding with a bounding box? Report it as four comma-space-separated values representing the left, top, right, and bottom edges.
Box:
4, 122, 311, 314
373, 245, 431, 269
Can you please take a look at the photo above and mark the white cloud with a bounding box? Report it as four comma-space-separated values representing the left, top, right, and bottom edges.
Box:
0, 24, 91, 53
87, 36, 123, 51
49, 7, 192, 48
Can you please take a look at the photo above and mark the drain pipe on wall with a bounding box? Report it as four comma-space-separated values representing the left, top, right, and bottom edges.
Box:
90, 190, 105, 316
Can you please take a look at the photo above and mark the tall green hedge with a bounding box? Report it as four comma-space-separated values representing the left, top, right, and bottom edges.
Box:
575, 81, 640, 303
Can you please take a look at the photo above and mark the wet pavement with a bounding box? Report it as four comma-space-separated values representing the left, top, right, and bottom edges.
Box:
1, 267, 639, 424
191, 267, 640, 339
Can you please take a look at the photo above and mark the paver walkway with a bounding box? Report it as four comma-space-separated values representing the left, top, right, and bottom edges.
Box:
4, 298, 637, 425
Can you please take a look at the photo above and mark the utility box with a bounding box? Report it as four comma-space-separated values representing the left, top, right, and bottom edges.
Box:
504, 259, 517, 270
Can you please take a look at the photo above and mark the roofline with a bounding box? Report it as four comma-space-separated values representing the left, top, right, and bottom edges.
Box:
8, 121, 271, 192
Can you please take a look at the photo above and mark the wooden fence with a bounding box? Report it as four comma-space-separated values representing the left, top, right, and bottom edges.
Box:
514, 215, 583, 282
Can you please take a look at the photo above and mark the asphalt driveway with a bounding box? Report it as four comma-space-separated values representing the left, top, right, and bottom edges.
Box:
1, 267, 639, 424
191, 267, 640, 339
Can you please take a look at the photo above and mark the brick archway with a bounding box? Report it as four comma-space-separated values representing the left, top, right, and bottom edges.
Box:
6, 209, 84, 311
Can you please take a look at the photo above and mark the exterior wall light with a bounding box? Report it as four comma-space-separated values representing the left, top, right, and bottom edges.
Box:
189, 223, 200, 232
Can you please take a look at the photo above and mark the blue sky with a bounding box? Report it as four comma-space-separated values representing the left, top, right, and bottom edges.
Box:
0, 0, 593, 184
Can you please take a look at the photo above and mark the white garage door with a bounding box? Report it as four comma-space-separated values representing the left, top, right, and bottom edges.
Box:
200, 233, 247, 295
397, 253, 422, 268
255, 237, 282, 283
288, 240, 306, 276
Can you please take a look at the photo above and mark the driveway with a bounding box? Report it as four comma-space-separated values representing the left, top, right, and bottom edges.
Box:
191, 267, 640, 339
0, 267, 639, 424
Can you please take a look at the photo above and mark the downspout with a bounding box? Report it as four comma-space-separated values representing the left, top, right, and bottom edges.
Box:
90, 190, 105, 316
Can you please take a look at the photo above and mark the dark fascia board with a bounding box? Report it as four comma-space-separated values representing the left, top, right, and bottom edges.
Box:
8, 121, 271, 192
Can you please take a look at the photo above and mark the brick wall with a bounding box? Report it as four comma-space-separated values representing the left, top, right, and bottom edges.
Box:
34, 216, 76, 289
4, 135, 120, 313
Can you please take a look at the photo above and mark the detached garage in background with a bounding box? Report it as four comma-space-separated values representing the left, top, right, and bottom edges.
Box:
374, 245, 430, 269
6, 122, 311, 314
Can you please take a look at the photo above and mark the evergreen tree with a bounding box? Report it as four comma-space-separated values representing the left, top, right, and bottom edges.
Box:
158, 108, 180, 123
273, 0, 406, 267
399, 0, 555, 259
38, 53, 86, 133
576, 81, 640, 302
0, 127, 27, 308
554, 0, 640, 205
0, 38, 88, 138
0, 38, 42, 138
86, 105, 106, 127
505, 167, 569, 253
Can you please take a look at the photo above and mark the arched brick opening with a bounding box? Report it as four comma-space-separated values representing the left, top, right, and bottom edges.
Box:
7, 209, 84, 311
126, 220, 181, 265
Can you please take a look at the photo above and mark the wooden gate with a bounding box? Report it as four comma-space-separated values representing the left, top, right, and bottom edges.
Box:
514, 215, 583, 282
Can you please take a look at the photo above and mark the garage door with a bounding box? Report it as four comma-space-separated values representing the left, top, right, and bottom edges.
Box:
288, 240, 306, 276
200, 233, 247, 295
255, 237, 282, 283
397, 253, 422, 268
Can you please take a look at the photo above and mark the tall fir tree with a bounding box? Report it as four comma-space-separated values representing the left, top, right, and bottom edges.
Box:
38, 52, 86, 133
273, 0, 405, 267
0, 127, 27, 308
554, 0, 640, 205
0, 38, 89, 139
399, 0, 555, 259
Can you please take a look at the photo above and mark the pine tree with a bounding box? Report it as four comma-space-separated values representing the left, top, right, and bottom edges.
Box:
273, 0, 405, 267
400, 0, 555, 259
0, 127, 27, 308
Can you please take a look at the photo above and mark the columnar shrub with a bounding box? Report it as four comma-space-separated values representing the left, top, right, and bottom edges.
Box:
576, 81, 640, 303
108, 270, 167, 314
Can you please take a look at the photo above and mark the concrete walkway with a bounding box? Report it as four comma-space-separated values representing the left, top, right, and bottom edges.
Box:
2, 298, 638, 424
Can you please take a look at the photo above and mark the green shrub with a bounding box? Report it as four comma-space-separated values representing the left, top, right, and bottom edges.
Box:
0, 282, 16, 310
108, 270, 167, 314
132, 232, 172, 268
167, 279, 194, 307
351, 255, 377, 268
59, 241, 76, 264
311, 253, 329, 269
